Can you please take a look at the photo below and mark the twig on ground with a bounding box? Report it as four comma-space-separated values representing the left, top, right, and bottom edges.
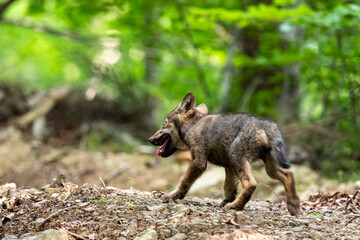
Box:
61, 228, 85, 240
225, 218, 240, 228
37, 204, 91, 230
345, 190, 360, 213
346, 214, 360, 224
99, 176, 106, 188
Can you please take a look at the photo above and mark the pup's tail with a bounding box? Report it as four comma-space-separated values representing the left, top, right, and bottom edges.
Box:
269, 133, 291, 169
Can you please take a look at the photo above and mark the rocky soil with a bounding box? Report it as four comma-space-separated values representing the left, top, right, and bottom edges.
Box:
1, 179, 359, 240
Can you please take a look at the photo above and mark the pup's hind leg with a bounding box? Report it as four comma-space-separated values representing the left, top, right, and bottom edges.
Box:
264, 154, 301, 215
218, 167, 238, 207
224, 159, 257, 210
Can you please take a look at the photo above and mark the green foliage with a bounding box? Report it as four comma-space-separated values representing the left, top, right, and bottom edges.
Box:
311, 212, 323, 216
0, 0, 359, 178
89, 198, 106, 205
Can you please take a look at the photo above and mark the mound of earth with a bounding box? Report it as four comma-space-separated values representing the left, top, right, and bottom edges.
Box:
0, 179, 359, 240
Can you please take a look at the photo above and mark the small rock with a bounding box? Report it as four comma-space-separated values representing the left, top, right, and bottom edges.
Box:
146, 204, 166, 211
134, 229, 158, 240
88, 233, 97, 240
34, 218, 45, 228
51, 193, 59, 198
31, 202, 43, 208
294, 219, 310, 224
128, 220, 138, 235
84, 206, 95, 211
168, 233, 187, 240
194, 232, 208, 239
21, 229, 69, 240
292, 226, 305, 232
160, 229, 172, 238
309, 223, 321, 230
308, 231, 323, 240
120, 230, 130, 238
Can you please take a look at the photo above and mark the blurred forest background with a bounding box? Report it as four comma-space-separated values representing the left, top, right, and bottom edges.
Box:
0, 0, 359, 197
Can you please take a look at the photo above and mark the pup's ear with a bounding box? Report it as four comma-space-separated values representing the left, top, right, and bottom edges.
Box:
196, 103, 208, 114
178, 92, 196, 113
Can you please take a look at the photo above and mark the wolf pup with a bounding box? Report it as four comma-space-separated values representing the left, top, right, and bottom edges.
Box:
148, 92, 300, 215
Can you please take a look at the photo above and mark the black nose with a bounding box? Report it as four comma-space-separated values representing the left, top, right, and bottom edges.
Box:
148, 137, 152, 143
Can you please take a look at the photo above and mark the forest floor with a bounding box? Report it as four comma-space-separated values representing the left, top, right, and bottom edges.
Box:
1, 128, 360, 239
1, 180, 360, 240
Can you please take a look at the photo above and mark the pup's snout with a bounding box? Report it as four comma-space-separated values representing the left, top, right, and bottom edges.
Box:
148, 137, 152, 143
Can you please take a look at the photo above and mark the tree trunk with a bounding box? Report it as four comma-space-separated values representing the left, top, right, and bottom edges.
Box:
278, 22, 303, 123
142, 12, 159, 131
0, 0, 17, 19
220, 28, 241, 112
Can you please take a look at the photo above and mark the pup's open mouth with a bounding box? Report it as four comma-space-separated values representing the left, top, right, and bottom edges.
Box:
157, 137, 169, 156
150, 133, 171, 157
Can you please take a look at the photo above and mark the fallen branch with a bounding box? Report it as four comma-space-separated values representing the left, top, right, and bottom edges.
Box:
14, 86, 70, 130
37, 205, 77, 230
346, 214, 360, 224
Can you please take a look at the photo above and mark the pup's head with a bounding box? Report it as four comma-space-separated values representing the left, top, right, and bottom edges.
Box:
148, 92, 208, 158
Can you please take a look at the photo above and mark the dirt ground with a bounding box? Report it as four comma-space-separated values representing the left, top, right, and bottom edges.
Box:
1, 179, 360, 240
1, 128, 360, 239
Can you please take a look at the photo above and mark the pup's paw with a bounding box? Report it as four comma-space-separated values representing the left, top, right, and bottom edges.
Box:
224, 202, 244, 211
287, 198, 302, 216
218, 200, 232, 207
162, 191, 184, 203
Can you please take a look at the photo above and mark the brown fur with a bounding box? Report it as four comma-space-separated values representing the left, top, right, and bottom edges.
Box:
149, 92, 301, 215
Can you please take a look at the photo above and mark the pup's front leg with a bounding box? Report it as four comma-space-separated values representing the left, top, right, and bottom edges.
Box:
163, 155, 207, 202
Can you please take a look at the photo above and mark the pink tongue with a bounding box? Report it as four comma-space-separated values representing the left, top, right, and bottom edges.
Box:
157, 139, 169, 156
